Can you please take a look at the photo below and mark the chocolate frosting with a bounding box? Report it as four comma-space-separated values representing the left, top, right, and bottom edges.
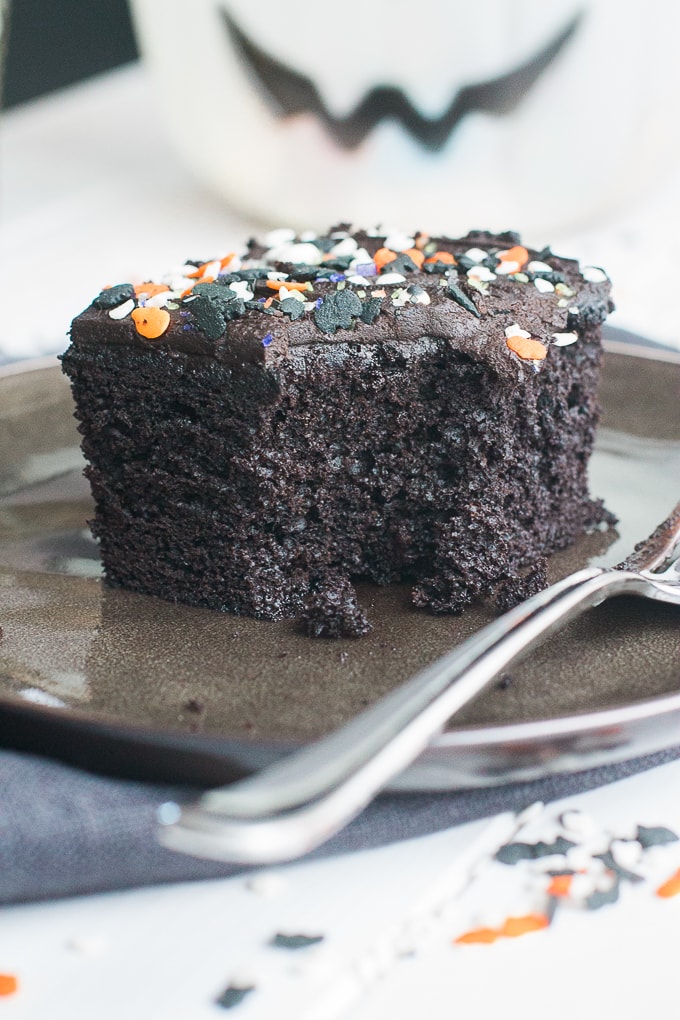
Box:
69, 228, 613, 383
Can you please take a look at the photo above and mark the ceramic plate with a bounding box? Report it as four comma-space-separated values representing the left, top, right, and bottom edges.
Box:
0, 332, 679, 789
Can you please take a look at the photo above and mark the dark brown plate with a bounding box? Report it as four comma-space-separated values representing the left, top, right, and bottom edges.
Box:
0, 334, 679, 789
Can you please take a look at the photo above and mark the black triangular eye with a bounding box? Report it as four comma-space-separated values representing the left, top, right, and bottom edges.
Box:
221, 10, 584, 151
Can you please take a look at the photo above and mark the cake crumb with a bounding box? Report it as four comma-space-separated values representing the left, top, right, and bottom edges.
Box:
301, 572, 372, 639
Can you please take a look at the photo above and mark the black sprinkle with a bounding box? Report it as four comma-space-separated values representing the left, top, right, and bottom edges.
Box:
215, 985, 255, 1010
360, 297, 382, 324
92, 283, 135, 309
314, 290, 363, 334
279, 297, 306, 321
497, 673, 513, 690
446, 280, 480, 318
423, 260, 455, 274
535, 245, 553, 262
271, 933, 325, 950
188, 296, 227, 340
192, 282, 237, 300
381, 253, 418, 275
495, 837, 576, 865
222, 267, 270, 283
636, 825, 679, 849
586, 879, 620, 911
541, 271, 567, 286
594, 850, 643, 884
453, 254, 476, 272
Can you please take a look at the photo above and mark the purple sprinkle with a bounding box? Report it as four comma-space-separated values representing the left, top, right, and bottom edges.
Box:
329, 272, 345, 283
315, 297, 323, 308
182, 324, 195, 332
355, 262, 378, 277
262, 332, 274, 347
258, 297, 267, 303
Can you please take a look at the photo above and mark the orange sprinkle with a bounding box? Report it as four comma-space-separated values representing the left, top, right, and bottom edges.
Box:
265, 279, 309, 293
500, 913, 550, 938
133, 282, 169, 298
403, 247, 425, 269
657, 868, 680, 898
497, 245, 529, 269
424, 250, 456, 265
263, 296, 274, 309
506, 335, 547, 361
0, 974, 18, 997
373, 247, 398, 271
547, 874, 573, 898
219, 253, 236, 269
454, 927, 500, 945
131, 306, 170, 340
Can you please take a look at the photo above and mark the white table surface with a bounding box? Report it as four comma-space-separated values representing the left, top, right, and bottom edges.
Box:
2, 65, 680, 1019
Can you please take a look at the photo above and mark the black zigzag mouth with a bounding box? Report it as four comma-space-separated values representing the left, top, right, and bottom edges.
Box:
222, 9, 584, 151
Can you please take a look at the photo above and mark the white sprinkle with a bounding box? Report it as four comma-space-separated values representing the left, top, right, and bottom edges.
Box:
229, 279, 254, 301
267, 271, 289, 281
350, 248, 372, 268
569, 873, 599, 900
330, 229, 351, 240
346, 275, 370, 285
611, 839, 643, 869
467, 277, 489, 294
582, 265, 608, 283
303, 301, 317, 311
157, 801, 182, 825
552, 332, 579, 347
527, 260, 553, 274
199, 260, 221, 279
534, 277, 555, 294
108, 299, 135, 320
263, 227, 296, 247
383, 232, 414, 252
299, 229, 318, 242
266, 242, 323, 266
409, 289, 431, 306
330, 237, 358, 257
510, 272, 530, 283
559, 810, 598, 835
505, 323, 531, 339
467, 265, 495, 282
144, 291, 171, 308
495, 260, 520, 276
391, 288, 410, 307
377, 273, 407, 285
279, 286, 306, 303
246, 872, 287, 898
569, 305, 580, 315
464, 247, 487, 263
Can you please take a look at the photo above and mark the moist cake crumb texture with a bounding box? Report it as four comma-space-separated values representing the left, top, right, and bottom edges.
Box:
61, 226, 615, 636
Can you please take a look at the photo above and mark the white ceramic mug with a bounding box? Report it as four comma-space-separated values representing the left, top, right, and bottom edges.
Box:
129, 0, 680, 237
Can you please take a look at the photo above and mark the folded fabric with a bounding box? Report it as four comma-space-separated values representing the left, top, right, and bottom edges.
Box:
2, 745, 680, 904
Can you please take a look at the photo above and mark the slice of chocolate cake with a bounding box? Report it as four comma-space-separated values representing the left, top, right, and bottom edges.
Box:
61, 227, 614, 635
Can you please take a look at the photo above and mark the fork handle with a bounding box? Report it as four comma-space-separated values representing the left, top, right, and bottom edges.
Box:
159, 566, 644, 864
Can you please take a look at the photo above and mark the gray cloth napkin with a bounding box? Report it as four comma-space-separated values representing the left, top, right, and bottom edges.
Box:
2, 745, 680, 905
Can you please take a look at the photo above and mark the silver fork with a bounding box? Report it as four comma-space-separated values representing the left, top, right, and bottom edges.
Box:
158, 502, 680, 865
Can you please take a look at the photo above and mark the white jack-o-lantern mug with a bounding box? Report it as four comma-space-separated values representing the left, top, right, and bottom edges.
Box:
129, 0, 680, 237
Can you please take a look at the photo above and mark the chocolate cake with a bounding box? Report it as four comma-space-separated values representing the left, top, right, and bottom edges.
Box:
61, 227, 614, 636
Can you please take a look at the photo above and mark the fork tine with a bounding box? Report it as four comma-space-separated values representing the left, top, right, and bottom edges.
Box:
617, 501, 680, 574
